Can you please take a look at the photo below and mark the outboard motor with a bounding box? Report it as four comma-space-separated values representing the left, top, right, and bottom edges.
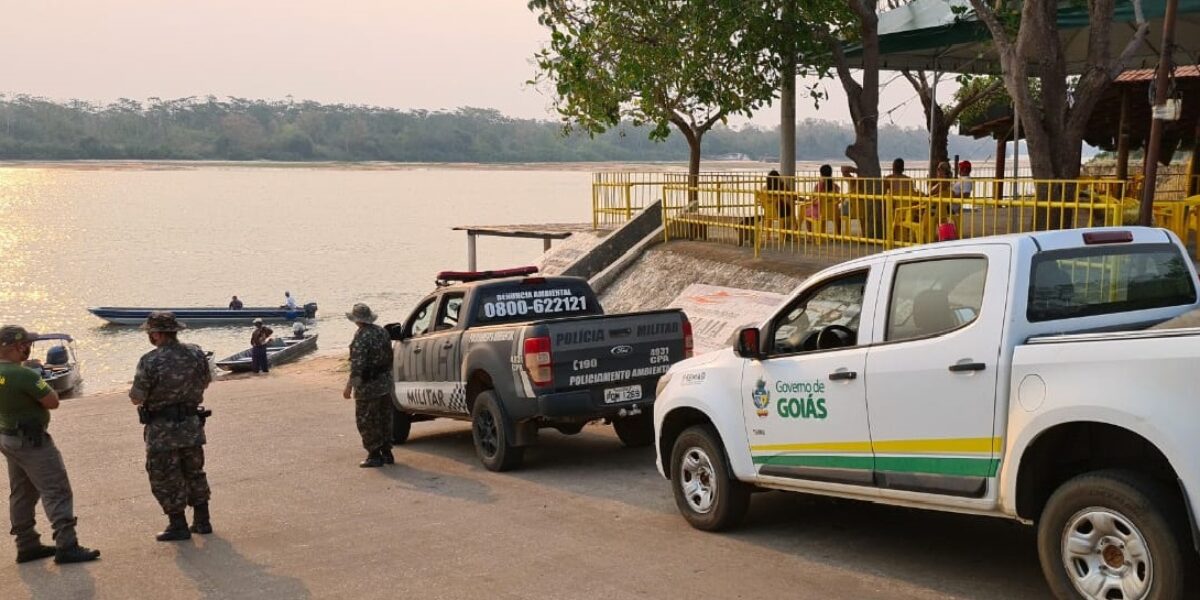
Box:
46, 345, 69, 366
303, 302, 318, 318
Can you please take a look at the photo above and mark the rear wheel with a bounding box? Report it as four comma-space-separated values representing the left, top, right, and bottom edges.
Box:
391, 408, 412, 445
613, 414, 654, 447
1037, 469, 1189, 600
470, 391, 524, 472
669, 425, 749, 531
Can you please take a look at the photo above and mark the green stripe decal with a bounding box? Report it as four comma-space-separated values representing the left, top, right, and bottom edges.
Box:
753, 455, 1000, 477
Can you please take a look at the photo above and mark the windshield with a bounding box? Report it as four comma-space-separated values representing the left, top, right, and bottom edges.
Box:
1027, 243, 1197, 322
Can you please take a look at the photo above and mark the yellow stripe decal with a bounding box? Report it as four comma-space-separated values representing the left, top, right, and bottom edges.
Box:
751, 437, 1000, 455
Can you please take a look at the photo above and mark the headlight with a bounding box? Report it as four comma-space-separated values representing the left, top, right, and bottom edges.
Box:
655, 372, 673, 397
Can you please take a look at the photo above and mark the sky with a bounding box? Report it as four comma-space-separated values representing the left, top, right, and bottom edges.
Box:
0, 0, 934, 130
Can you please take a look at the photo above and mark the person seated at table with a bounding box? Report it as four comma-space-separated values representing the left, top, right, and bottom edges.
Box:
884, 158, 915, 198
803, 164, 839, 224
763, 169, 790, 223
928, 161, 954, 197
951, 160, 975, 198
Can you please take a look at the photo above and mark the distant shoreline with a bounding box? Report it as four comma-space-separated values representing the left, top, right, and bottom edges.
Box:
0, 158, 1003, 171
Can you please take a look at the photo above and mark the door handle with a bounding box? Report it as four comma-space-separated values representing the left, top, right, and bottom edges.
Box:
828, 370, 857, 381
948, 362, 986, 372
412, 347, 423, 354
442, 342, 454, 349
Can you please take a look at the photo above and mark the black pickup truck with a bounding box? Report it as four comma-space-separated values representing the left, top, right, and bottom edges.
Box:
385, 267, 691, 471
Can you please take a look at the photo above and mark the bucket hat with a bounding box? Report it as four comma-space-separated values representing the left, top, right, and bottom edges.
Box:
141, 311, 187, 332
346, 303, 377, 324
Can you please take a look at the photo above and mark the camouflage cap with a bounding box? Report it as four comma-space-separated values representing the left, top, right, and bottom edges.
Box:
140, 311, 187, 332
0, 325, 39, 346
345, 303, 377, 324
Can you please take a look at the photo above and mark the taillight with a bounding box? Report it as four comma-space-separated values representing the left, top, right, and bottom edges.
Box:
683, 319, 694, 359
523, 336, 553, 386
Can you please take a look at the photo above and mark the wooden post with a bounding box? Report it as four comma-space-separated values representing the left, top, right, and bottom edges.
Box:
467, 232, 477, 271
1116, 88, 1131, 183
1141, 0, 1180, 225
994, 134, 1007, 201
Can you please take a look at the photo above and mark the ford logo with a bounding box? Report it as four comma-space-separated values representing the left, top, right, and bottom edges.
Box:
610, 345, 633, 356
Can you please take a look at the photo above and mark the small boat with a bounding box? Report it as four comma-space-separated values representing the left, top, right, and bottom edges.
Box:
215, 334, 319, 373
26, 334, 83, 396
87, 303, 318, 326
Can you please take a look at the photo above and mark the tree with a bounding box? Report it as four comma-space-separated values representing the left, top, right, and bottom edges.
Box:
815, 0, 882, 177
528, 0, 781, 189
902, 72, 1003, 175
968, 0, 1149, 181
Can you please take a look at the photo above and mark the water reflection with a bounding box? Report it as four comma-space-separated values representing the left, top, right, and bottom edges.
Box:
0, 163, 591, 391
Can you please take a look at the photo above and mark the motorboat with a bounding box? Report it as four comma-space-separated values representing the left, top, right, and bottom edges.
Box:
25, 334, 83, 396
215, 333, 319, 373
87, 303, 318, 326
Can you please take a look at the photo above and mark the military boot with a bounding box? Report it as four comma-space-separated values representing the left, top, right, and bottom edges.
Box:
190, 504, 212, 535
359, 451, 383, 468
54, 544, 100, 564
380, 448, 395, 465
15, 544, 56, 563
155, 513, 191, 542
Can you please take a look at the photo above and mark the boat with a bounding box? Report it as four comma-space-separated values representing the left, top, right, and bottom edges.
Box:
214, 334, 319, 373
26, 334, 83, 396
87, 303, 318, 326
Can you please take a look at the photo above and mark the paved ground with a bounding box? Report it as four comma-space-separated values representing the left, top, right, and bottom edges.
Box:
1, 357, 1051, 599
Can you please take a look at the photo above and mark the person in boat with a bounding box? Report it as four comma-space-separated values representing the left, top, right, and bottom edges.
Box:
292, 321, 306, 339
129, 312, 214, 542
228, 296, 243, 310
344, 303, 394, 468
250, 318, 273, 374
284, 291, 297, 312
0, 325, 101, 564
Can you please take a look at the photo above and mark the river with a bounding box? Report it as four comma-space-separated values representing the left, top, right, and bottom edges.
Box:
0, 162, 608, 392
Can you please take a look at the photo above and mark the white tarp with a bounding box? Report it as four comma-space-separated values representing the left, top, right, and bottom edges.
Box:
668, 284, 787, 355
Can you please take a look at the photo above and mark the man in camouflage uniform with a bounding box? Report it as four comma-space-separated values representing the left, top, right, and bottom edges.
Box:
0, 325, 100, 564
129, 312, 213, 541
343, 303, 394, 468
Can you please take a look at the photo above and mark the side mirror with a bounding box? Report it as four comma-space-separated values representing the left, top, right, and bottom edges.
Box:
734, 327, 764, 360
385, 323, 407, 341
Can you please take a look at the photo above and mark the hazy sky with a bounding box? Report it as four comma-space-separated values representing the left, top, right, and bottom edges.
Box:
1, 1, 932, 129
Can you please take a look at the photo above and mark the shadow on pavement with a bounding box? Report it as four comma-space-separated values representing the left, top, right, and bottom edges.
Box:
16, 557, 97, 600
174, 534, 311, 599
375, 461, 497, 505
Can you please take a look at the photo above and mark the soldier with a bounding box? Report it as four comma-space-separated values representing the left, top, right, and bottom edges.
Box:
0, 325, 100, 563
343, 303, 394, 468
129, 312, 214, 541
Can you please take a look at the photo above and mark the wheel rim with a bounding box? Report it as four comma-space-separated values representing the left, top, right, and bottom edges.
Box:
1061, 507, 1154, 600
474, 408, 499, 458
678, 446, 717, 514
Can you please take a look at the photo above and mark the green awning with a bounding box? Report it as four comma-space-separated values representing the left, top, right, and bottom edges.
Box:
844, 0, 1200, 74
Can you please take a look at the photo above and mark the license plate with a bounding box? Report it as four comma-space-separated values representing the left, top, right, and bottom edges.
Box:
604, 384, 642, 404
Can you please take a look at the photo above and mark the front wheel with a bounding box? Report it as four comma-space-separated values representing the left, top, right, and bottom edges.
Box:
613, 414, 653, 447
669, 425, 749, 531
391, 408, 412, 445
1037, 469, 1190, 600
470, 391, 524, 472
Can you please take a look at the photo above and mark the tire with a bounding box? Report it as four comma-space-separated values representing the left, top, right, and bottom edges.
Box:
1037, 469, 1190, 600
470, 391, 524, 472
613, 414, 654, 448
669, 425, 750, 531
391, 408, 412, 445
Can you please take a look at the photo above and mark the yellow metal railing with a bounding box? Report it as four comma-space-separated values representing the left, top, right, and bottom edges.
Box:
659, 175, 1136, 258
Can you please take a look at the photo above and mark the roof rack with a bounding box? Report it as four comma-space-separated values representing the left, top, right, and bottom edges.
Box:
436, 266, 539, 286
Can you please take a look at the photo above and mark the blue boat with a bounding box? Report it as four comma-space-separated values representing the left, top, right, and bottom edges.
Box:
87, 303, 318, 326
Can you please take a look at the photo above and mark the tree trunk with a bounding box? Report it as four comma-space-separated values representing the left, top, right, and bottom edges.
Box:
780, 64, 796, 178
928, 106, 950, 177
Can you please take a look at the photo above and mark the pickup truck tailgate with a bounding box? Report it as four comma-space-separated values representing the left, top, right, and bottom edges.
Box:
541, 309, 687, 403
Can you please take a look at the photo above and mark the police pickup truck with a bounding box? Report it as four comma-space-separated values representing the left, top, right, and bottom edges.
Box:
387, 267, 691, 471
655, 228, 1200, 599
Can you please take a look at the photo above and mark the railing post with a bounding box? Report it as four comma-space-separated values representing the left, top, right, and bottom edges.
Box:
624, 184, 633, 221
467, 232, 477, 271
591, 179, 599, 229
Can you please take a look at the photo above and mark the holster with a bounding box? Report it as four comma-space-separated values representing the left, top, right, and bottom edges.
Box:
14, 418, 46, 448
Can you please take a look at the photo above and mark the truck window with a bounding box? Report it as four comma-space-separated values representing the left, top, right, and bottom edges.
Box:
887, 257, 987, 341
771, 271, 867, 354
435, 294, 465, 331
474, 280, 599, 325
1027, 243, 1197, 322
407, 297, 437, 338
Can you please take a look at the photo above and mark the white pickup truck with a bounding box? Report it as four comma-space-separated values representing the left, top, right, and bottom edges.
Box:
654, 227, 1200, 600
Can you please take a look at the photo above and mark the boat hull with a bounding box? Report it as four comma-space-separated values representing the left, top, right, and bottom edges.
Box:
215, 334, 319, 372
89, 304, 317, 326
